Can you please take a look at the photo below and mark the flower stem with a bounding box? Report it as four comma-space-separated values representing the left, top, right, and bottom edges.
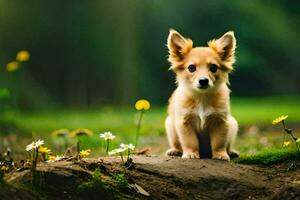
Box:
282, 120, 288, 147
135, 110, 144, 147
282, 120, 300, 153
282, 132, 287, 148
76, 140, 80, 153
106, 140, 109, 155
32, 148, 39, 172
294, 140, 300, 153
120, 152, 124, 164
63, 136, 68, 151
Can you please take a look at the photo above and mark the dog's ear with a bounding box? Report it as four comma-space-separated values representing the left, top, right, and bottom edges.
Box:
167, 29, 193, 64
208, 31, 236, 66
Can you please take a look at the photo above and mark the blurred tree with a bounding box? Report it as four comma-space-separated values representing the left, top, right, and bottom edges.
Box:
0, 0, 299, 109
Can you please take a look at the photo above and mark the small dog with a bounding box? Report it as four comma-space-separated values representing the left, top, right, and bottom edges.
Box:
165, 29, 239, 160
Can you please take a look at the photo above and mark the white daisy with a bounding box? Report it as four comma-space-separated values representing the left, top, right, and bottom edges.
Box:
25, 139, 44, 151
36, 139, 44, 147
120, 144, 135, 150
108, 148, 125, 155
55, 155, 64, 161
100, 131, 116, 141
120, 144, 128, 149
108, 149, 117, 156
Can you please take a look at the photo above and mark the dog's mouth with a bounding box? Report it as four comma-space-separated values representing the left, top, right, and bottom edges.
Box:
198, 85, 209, 90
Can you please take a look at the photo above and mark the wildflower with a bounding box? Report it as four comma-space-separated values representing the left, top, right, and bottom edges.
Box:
26, 139, 44, 151
135, 99, 151, 111
16, 50, 30, 62
108, 148, 125, 156
51, 128, 69, 137
38, 146, 51, 154
108, 149, 117, 156
272, 115, 288, 125
100, 131, 116, 155
26, 139, 44, 171
120, 144, 135, 151
135, 99, 151, 146
0, 166, 9, 172
296, 138, 300, 143
47, 155, 64, 163
6, 61, 19, 72
70, 128, 93, 153
100, 132, 116, 141
70, 128, 93, 138
79, 149, 91, 158
48, 155, 56, 162
283, 141, 291, 148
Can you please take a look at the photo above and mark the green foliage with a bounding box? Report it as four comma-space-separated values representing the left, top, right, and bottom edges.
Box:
234, 148, 300, 165
112, 173, 129, 191
0, 88, 10, 99
1, 1, 299, 107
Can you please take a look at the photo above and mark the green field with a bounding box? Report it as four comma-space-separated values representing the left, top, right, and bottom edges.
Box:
1, 96, 300, 158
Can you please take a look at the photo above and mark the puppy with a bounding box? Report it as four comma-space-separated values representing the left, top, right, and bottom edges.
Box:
165, 29, 239, 160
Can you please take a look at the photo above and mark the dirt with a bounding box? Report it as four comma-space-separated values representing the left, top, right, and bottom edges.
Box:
1, 156, 300, 200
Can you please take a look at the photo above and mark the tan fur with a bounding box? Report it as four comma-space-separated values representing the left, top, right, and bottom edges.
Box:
165, 29, 239, 160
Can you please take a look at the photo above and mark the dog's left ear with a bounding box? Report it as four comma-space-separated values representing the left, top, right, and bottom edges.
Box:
167, 29, 193, 64
208, 31, 236, 65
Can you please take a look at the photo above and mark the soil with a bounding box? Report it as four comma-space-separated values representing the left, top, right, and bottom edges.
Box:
1, 155, 300, 200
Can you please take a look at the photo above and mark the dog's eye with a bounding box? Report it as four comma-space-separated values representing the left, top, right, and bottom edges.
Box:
209, 64, 218, 73
188, 64, 196, 73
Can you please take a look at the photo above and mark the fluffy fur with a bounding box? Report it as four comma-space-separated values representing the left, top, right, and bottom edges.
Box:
166, 29, 239, 160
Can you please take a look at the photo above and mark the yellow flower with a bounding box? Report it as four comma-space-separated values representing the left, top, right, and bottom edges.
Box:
272, 115, 288, 125
283, 141, 291, 148
6, 61, 19, 72
16, 50, 30, 62
48, 155, 56, 161
135, 99, 151, 111
47, 155, 64, 162
70, 128, 94, 138
79, 149, 91, 158
0, 166, 9, 172
52, 128, 69, 137
38, 146, 51, 154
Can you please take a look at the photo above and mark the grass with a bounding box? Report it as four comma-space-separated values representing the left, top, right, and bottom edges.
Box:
231, 96, 300, 125
5, 96, 300, 133
1, 96, 300, 162
234, 147, 300, 165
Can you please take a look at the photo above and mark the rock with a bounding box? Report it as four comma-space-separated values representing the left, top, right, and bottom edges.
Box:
0, 156, 299, 200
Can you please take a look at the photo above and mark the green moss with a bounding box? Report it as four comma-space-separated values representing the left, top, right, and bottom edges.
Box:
112, 173, 129, 191
234, 147, 300, 165
76, 169, 112, 199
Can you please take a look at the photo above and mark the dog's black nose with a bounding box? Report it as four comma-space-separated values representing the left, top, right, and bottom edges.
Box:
199, 78, 209, 87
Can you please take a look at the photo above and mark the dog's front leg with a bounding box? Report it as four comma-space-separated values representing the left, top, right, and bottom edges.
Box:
206, 114, 230, 161
176, 115, 199, 159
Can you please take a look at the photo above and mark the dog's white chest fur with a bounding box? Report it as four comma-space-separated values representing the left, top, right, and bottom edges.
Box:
196, 101, 215, 129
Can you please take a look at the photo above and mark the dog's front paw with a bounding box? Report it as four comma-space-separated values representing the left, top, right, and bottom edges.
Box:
228, 149, 239, 159
166, 149, 182, 157
182, 152, 199, 159
212, 151, 230, 161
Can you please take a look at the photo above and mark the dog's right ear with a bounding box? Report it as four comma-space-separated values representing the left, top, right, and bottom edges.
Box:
167, 29, 193, 65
